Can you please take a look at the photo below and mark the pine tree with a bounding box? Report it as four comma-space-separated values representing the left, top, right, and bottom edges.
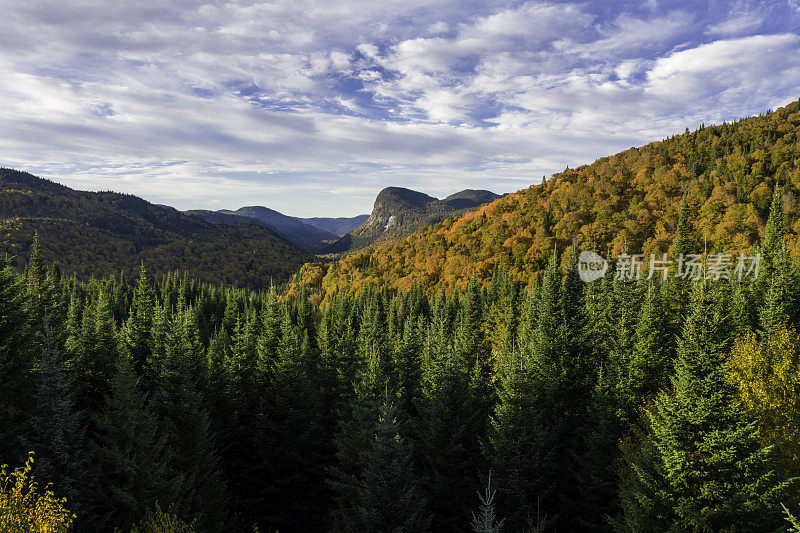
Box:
123, 264, 154, 378
25, 318, 99, 529
328, 348, 386, 531
67, 290, 118, 415
627, 281, 672, 406
350, 391, 428, 533
470, 474, 505, 533
527, 248, 593, 526
488, 347, 555, 529
256, 309, 335, 531
761, 184, 785, 283
416, 336, 484, 531
617, 282, 792, 531
0, 264, 34, 465
669, 195, 694, 260
152, 312, 231, 531
94, 354, 177, 530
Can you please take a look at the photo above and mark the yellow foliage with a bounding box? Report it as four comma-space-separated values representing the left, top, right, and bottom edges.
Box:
729, 328, 800, 471
0, 453, 75, 532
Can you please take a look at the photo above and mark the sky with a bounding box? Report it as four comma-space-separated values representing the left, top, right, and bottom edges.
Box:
1, 1, 799, 217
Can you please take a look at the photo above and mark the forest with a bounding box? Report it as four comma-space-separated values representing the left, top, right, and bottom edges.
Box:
2, 179, 800, 531
0, 168, 311, 288
291, 100, 800, 297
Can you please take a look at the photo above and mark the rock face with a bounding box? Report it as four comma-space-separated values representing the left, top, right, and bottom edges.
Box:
327, 186, 501, 253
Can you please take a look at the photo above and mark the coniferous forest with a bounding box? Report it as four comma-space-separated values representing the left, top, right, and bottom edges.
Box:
3, 177, 800, 531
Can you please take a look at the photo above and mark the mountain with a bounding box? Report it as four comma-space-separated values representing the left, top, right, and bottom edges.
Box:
215, 206, 339, 252
327, 186, 501, 253
292, 99, 800, 296
295, 214, 369, 237
185, 209, 266, 228
0, 169, 311, 288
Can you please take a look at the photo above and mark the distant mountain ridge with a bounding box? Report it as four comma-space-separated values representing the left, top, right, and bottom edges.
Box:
221, 206, 338, 251
191, 187, 500, 255
328, 186, 502, 252
295, 215, 369, 237
0, 168, 311, 288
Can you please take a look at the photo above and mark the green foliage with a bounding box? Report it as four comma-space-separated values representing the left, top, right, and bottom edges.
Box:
470, 474, 505, 533
617, 282, 792, 531
349, 391, 428, 532
128, 504, 196, 533
4, 162, 800, 533
0, 168, 311, 289
93, 355, 177, 530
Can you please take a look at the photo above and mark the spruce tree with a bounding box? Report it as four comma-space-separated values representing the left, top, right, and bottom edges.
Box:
350, 391, 428, 533
94, 354, 177, 530
152, 311, 231, 531
627, 281, 672, 406
123, 264, 154, 378
470, 474, 506, 533
26, 318, 99, 529
0, 264, 34, 465
488, 347, 555, 529
256, 309, 334, 531
617, 282, 792, 531
416, 335, 484, 531
67, 290, 118, 415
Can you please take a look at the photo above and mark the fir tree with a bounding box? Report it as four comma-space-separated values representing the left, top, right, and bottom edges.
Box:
617, 282, 792, 531
627, 281, 672, 406
350, 391, 428, 533
0, 264, 34, 465
26, 318, 99, 529
94, 354, 177, 530
470, 474, 505, 533
488, 347, 555, 529
123, 264, 154, 378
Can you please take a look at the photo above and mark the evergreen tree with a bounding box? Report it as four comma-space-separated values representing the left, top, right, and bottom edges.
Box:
123, 264, 154, 378
617, 282, 792, 531
416, 338, 484, 531
67, 290, 118, 415
94, 355, 177, 530
470, 474, 505, 533
627, 281, 672, 406
0, 264, 34, 465
256, 309, 334, 531
349, 391, 428, 533
152, 312, 231, 531
488, 347, 555, 529
26, 318, 99, 529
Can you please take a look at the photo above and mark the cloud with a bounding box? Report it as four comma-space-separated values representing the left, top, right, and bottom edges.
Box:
0, 0, 799, 216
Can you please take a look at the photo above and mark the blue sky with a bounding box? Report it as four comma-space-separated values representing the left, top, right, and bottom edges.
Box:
1, 0, 799, 216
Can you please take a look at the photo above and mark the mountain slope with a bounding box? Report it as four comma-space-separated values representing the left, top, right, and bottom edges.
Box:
0, 169, 311, 288
219, 206, 338, 252
297, 214, 369, 236
292, 99, 800, 295
328, 186, 501, 252
185, 209, 267, 228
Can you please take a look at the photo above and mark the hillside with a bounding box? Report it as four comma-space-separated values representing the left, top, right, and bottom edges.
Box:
217, 205, 338, 252
292, 99, 800, 295
296, 214, 369, 236
185, 209, 267, 228
328, 186, 501, 252
0, 169, 311, 287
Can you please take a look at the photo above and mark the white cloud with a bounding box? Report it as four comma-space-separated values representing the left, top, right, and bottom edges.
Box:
0, 0, 798, 216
